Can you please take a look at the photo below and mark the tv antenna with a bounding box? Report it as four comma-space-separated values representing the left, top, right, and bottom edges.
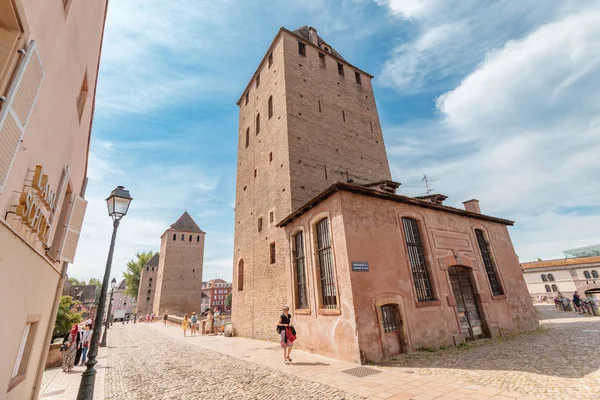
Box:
421, 174, 439, 195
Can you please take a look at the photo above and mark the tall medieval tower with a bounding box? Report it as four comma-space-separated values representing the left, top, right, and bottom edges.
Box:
153, 212, 206, 315
232, 26, 392, 340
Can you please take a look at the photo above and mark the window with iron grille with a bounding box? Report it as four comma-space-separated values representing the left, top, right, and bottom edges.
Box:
551, 284, 558, 292
401, 218, 434, 302
316, 218, 337, 308
548, 273, 555, 281
381, 304, 400, 333
593, 270, 599, 279
474, 229, 504, 296
294, 232, 308, 309
584, 271, 591, 279
541, 274, 547, 282
545, 285, 551, 292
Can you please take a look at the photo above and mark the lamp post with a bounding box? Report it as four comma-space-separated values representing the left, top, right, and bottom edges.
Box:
100, 278, 117, 348
77, 186, 132, 400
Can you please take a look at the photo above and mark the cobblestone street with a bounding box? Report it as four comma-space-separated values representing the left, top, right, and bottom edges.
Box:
104, 323, 363, 400
381, 305, 600, 399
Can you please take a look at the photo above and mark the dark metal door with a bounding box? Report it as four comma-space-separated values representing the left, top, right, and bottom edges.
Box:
449, 266, 485, 340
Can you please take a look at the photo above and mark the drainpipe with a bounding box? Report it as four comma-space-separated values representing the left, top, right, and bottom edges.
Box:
30, 261, 69, 399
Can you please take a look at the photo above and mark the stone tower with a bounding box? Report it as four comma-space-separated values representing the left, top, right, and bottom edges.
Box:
153, 212, 205, 315
136, 253, 160, 314
232, 26, 391, 339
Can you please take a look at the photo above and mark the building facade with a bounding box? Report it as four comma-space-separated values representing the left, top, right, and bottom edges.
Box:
522, 256, 600, 299
232, 26, 391, 340
202, 279, 232, 312
0, 0, 107, 397
136, 253, 160, 315
109, 280, 137, 320
153, 212, 206, 316
232, 26, 537, 362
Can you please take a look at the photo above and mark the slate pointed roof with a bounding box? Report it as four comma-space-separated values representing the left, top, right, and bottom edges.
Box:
144, 253, 160, 268
291, 25, 346, 61
170, 211, 204, 233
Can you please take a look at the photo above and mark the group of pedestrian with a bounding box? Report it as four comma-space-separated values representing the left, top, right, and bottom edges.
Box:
142, 312, 156, 323
61, 320, 92, 372
181, 309, 226, 336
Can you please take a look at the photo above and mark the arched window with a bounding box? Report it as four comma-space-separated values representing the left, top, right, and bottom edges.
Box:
238, 260, 244, 291
592, 270, 599, 279
547, 273, 555, 282
256, 113, 260, 134
173, 234, 176, 240
551, 284, 558, 292
545, 285, 551, 292
584, 271, 591, 279
181, 234, 184, 241
189, 235, 192, 242
268, 95, 273, 119
541, 274, 547, 282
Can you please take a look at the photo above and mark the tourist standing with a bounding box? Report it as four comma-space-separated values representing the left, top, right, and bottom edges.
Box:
163, 311, 169, 326
204, 310, 214, 335
182, 314, 189, 337
74, 324, 83, 365
277, 306, 294, 364
213, 309, 220, 335
190, 312, 198, 336
79, 324, 92, 366
61, 324, 80, 372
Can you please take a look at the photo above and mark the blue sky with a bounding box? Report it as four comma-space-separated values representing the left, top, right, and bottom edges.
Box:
70, 0, 600, 281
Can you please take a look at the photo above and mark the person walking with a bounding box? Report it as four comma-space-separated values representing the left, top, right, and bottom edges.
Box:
79, 323, 92, 366
163, 311, 169, 326
573, 291, 582, 313
74, 324, 83, 366
277, 306, 294, 365
204, 310, 214, 335
182, 314, 189, 337
61, 324, 80, 372
190, 312, 199, 336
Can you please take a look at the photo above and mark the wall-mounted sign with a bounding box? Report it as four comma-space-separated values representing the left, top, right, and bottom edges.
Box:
15, 165, 56, 244
352, 262, 369, 272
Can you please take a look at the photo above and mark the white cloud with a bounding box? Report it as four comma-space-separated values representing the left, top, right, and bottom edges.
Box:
386, 8, 600, 261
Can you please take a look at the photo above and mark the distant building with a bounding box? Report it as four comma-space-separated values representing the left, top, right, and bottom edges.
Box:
202, 279, 232, 312
522, 256, 600, 298
564, 244, 600, 258
136, 253, 160, 315
108, 280, 137, 320
62, 284, 96, 309
200, 292, 210, 313
232, 25, 537, 363
151, 212, 206, 316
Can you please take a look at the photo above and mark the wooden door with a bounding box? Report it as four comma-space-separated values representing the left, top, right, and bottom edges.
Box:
449, 266, 485, 340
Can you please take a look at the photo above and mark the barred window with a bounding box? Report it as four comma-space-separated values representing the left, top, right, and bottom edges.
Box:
381, 304, 400, 333
474, 229, 504, 296
541, 274, 547, 282
316, 218, 337, 309
547, 273, 555, 281
584, 271, 591, 279
593, 270, 599, 279
551, 284, 558, 292
294, 232, 308, 309
545, 285, 551, 292
401, 218, 434, 302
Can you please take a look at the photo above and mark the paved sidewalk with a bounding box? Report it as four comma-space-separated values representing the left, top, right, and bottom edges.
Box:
39, 347, 107, 399
149, 323, 539, 400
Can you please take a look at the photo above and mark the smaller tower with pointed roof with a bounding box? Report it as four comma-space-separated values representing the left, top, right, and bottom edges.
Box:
152, 211, 206, 315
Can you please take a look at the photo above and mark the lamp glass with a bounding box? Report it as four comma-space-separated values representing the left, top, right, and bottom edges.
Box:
105, 186, 133, 219
110, 278, 117, 289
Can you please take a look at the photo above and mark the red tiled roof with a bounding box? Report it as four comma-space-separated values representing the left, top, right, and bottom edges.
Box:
521, 255, 600, 270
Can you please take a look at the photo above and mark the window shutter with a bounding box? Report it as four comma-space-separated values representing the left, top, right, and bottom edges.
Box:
0, 41, 43, 193
46, 166, 70, 249
58, 195, 88, 263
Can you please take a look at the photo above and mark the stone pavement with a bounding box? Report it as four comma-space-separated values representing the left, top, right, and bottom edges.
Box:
144, 322, 535, 400
380, 305, 600, 400
39, 347, 107, 399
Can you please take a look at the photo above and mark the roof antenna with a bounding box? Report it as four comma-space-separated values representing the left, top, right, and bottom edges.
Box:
421, 174, 439, 195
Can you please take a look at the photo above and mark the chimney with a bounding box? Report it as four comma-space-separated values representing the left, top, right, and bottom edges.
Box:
308, 27, 319, 46
463, 199, 481, 214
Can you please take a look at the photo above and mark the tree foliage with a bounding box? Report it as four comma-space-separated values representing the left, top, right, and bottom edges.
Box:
68, 277, 85, 286
225, 292, 232, 309
53, 296, 83, 341
123, 251, 155, 297
88, 278, 102, 305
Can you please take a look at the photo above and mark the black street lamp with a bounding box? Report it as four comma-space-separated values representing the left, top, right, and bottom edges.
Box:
77, 186, 132, 400
100, 278, 117, 348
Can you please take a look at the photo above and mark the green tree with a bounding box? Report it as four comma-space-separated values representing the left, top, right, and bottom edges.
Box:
53, 296, 83, 341
123, 251, 155, 297
68, 277, 85, 286
225, 292, 232, 309
88, 278, 102, 305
